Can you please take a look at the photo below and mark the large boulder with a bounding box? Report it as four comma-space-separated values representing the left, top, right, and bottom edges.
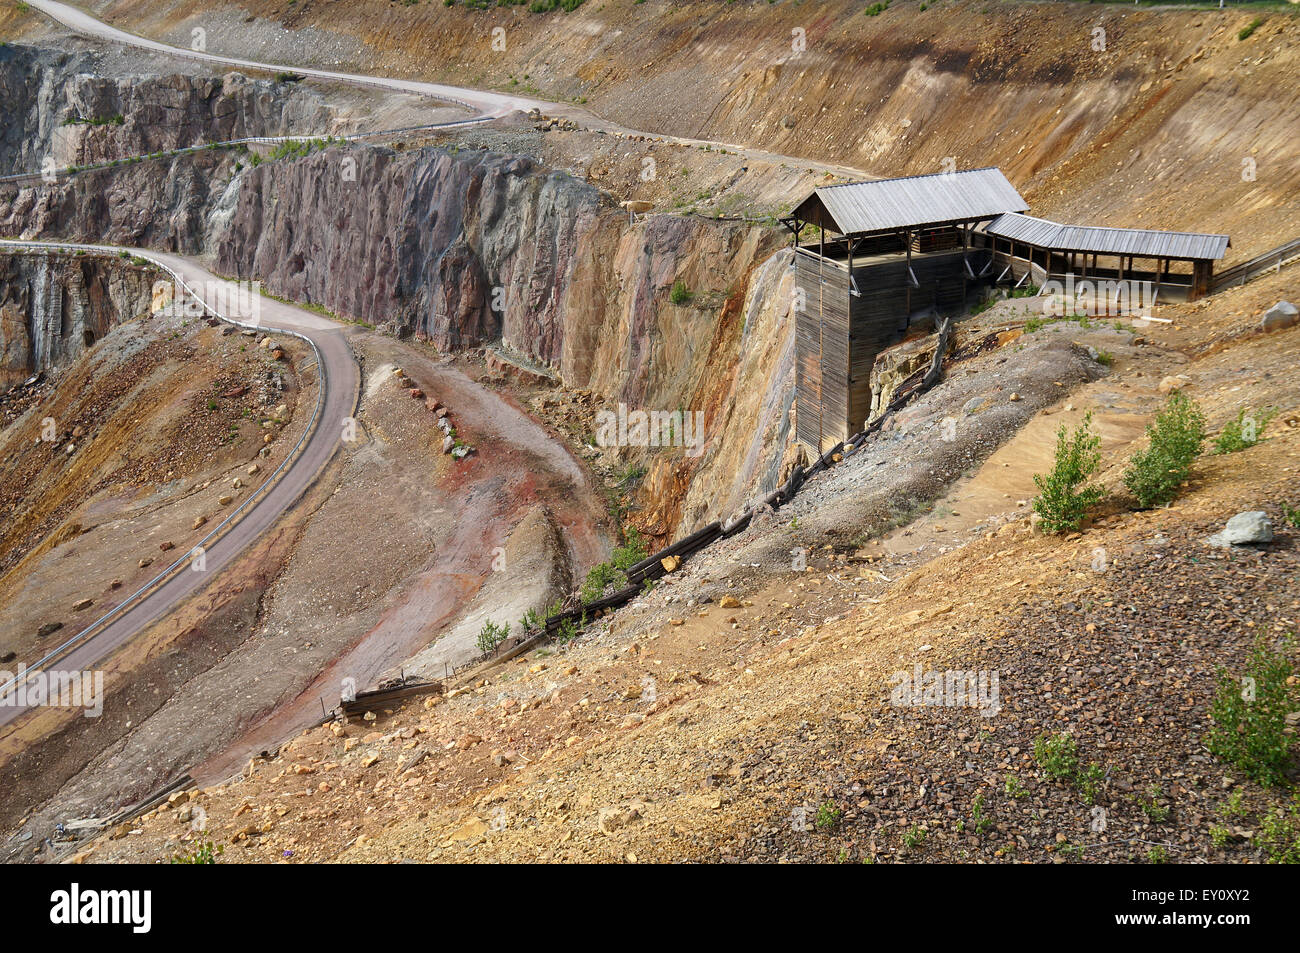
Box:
1260, 300, 1298, 333
1205, 511, 1274, 548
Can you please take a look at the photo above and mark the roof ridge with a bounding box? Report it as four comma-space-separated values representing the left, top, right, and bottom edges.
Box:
816, 166, 1002, 192
1055, 221, 1230, 240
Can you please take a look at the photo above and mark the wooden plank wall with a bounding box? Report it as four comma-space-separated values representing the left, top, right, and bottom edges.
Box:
794, 250, 848, 452
795, 248, 970, 449
845, 251, 967, 433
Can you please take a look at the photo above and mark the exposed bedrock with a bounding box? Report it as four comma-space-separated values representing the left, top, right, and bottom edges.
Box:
0, 43, 345, 175
0, 254, 156, 388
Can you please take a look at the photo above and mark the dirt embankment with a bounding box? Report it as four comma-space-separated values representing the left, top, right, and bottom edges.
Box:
74, 273, 1300, 864
75, 0, 1300, 254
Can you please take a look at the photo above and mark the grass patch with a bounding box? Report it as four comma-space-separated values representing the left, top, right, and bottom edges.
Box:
1207, 637, 1296, 786
1213, 407, 1277, 454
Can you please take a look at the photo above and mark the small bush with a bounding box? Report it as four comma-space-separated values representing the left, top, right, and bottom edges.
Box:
1004, 774, 1027, 799
1214, 407, 1276, 454
1259, 792, 1300, 864
1032, 412, 1104, 533
1238, 18, 1262, 42
814, 801, 841, 831
170, 840, 224, 864
1281, 503, 1300, 529
864, 1, 889, 15
1035, 732, 1105, 803
476, 619, 511, 655
1122, 391, 1206, 508
1034, 732, 1079, 781
1207, 637, 1296, 786
669, 280, 694, 306
579, 529, 649, 603
1140, 784, 1172, 823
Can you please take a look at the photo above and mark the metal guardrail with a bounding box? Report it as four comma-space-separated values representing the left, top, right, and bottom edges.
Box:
1213, 237, 1300, 290
0, 239, 338, 701
0, 115, 495, 186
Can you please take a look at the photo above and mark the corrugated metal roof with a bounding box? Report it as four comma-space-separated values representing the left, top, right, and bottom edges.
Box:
986, 212, 1230, 261
795, 167, 1029, 235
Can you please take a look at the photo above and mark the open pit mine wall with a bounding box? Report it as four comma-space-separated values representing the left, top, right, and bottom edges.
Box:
0, 254, 156, 389
0, 51, 797, 538
0, 43, 347, 175
214, 144, 794, 537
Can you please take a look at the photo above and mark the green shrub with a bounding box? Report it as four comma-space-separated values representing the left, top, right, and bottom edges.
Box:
1032, 412, 1104, 533
970, 792, 993, 834
864, 1, 889, 15
1281, 503, 1300, 529
669, 280, 694, 306
1034, 732, 1079, 781
580, 529, 649, 603
814, 801, 842, 831
1259, 792, 1300, 864
170, 840, 224, 864
1122, 391, 1206, 508
1207, 637, 1296, 786
476, 619, 511, 655
1214, 407, 1276, 454
1140, 784, 1172, 823
1035, 732, 1105, 803
1238, 18, 1262, 42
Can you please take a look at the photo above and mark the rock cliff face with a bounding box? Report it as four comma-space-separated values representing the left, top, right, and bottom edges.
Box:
1, 137, 794, 536
0, 50, 797, 538
212, 143, 793, 535
215, 145, 610, 361
0, 254, 156, 388
0, 43, 343, 175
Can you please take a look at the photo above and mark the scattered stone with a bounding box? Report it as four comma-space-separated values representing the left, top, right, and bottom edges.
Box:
71, 598, 93, 611
36, 621, 64, 639
159, 541, 174, 551
1205, 511, 1273, 548
192, 516, 207, 530
1260, 300, 1298, 333
1158, 375, 1187, 395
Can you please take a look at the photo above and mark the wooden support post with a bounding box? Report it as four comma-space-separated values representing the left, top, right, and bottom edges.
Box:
904, 229, 912, 323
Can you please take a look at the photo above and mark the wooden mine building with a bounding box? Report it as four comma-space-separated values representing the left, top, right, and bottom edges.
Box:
784, 168, 1229, 453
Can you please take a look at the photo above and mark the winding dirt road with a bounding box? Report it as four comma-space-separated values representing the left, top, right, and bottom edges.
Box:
0, 240, 360, 724
23, 0, 871, 180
